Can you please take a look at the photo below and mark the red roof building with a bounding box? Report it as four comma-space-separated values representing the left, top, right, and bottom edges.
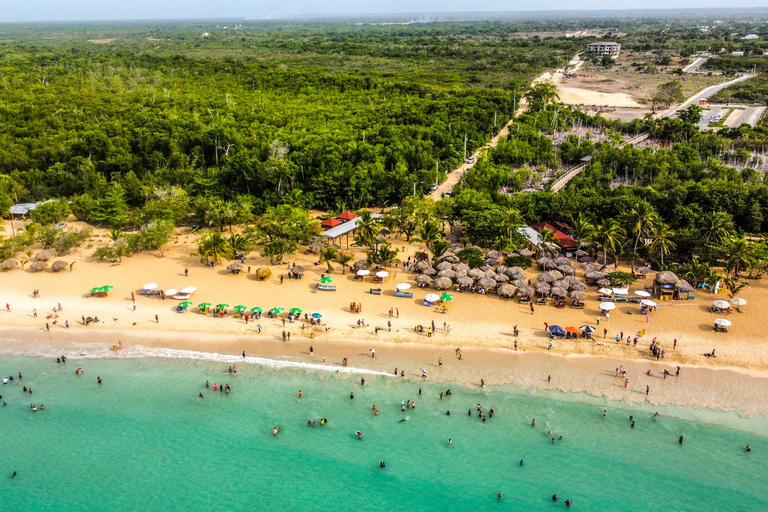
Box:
336, 211, 358, 222
321, 218, 343, 230
531, 222, 579, 250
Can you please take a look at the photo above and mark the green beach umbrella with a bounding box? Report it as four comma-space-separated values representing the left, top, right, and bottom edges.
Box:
198, 303, 211, 309
270, 307, 284, 314
90, 287, 102, 294
320, 276, 333, 284
179, 301, 193, 307
250, 307, 263, 313
233, 305, 247, 312
290, 308, 303, 315
312, 313, 322, 319
215, 303, 230, 309
100, 286, 113, 292
440, 293, 454, 302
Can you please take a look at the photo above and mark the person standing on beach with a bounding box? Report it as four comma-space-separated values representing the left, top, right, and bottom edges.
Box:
396, 308, 399, 318
646, 385, 650, 395
530, 303, 534, 314
33, 309, 37, 318
155, 314, 159, 324
439, 358, 443, 367
6, 303, 10, 312
132, 303, 136, 312
185, 268, 188, 277
548, 340, 552, 350
370, 349, 375, 358
309, 346, 314, 357
674, 339, 677, 349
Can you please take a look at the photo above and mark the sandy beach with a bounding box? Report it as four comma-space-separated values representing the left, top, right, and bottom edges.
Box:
3, 218, 768, 415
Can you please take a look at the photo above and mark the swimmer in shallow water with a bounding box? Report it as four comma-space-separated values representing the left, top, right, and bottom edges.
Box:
355, 431, 362, 439
399, 417, 410, 423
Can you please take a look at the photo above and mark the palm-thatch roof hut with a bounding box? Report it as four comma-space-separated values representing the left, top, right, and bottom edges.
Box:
1, 258, 20, 270
655, 271, 679, 284
51, 260, 69, 272
29, 261, 48, 272
433, 277, 453, 290
227, 262, 244, 274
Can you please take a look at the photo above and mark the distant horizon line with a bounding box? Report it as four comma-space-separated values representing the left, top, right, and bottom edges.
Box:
2, 6, 768, 25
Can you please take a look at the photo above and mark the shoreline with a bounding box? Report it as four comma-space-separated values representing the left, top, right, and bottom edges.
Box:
4, 325, 768, 418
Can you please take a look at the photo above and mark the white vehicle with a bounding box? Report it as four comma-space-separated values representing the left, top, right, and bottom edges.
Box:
465, 156, 475, 164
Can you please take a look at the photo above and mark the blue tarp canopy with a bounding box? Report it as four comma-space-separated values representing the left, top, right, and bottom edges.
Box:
549, 325, 565, 336
579, 325, 596, 333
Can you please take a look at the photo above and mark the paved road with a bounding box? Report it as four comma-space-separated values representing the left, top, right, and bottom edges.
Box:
659, 74, 756, 119
724, 106, 766, 128
683, 57, 708, 74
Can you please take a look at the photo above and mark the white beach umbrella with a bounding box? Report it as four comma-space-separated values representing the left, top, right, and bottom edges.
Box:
612, 288, 628, 295
376, 271, 389, 278
598, 288, 613, 295
143, 283, 158, 290
713, 300, 730, 309
730, 298, 747, 307
396, 283, 411, 290
641, 299, 657, 307
635, 290, 651, 297
357, 269, 371, 276
181, 286, 196, 294
164, 288, 178, 296
424, 293, 440, 302
599, 302, 616, 310
714, 318, 732, 327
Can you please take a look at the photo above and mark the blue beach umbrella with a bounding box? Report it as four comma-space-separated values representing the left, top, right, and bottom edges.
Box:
312, 313, 322, 319
548, 325, 565, 337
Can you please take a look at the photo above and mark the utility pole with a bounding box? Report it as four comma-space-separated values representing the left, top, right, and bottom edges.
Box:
494, 111, 497, 128
463, 133, 468, 163
435, 160, 439, 185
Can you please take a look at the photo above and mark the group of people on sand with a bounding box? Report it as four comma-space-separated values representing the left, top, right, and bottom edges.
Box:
350, 302, 362, 314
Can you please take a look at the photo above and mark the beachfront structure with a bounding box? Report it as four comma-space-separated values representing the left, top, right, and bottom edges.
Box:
322, 212, 382, 248
517, 226, 561, 253
587, 42, 620, 58
531, 222, 579, 255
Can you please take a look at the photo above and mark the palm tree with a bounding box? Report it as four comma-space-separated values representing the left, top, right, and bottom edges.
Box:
500, 208, 523, 241
415, 220, 443, 258
698, 211, 733, 249
627, 202, 658, 271
430, 240, 451, 263
493, 236, 514, 253
594, 219, 625, 266
368, 242, 400, 266
649, 223, 676, 269
236, 195, 255, 228
197, 232, 233, 264
335, 250, 354, 274
353, 210, 379, 252
229, 233, 251, 255
108, 229, 124, 244
725, 237, 753, 279
536, 228, 558, 256
682, 257, 711, 288
320, 247, 338, 273
570, 214, 594, 263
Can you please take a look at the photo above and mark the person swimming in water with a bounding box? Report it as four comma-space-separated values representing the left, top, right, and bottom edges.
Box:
552, 494, 558, 501
565, 499, 572, 507
355, 431, 362, 440
273, 427, 281, 435
380, 462, 386, 468
746, 445, 751, 452
519, 460, 524, 466
494, 493, 503, 499
679, 435, 684, 444
399, 417, 410, 423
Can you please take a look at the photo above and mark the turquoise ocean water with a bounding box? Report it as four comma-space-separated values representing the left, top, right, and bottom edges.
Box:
1, 348, 767, 511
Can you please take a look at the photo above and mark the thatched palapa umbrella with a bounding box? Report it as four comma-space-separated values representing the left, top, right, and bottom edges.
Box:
454, 269, 468, 279
354, 260, 369, 270
547, 270, 564, 280
29, 261, 48, 272
676, 280, 694, 292
597, 278, 612, 287
453, 263, 470, 273
634, 266, 652, 275
415, 260, 431, 272
436, 261, 453, 271
570, 290, 587, 301
433, 277, 452, 290
537, 273, 554, 283
537, 257, 555, 270
35, 251, 54, 262
518, 285, 534, 297
557, 265, 574, 275
570, 282, 587, 291
468, 268, 485, 280
256, 267, 272, 280
477, 277, 496, 290
51, 260, 69, 272
497, 283, 517, 298
495, 274, 510, 283
1, 258, 20, 270
655, 271, 679, 284
535, 282, 551, 294
518, 248, 532, 257
554, 256, 570, 266
227, 262, 244, 274
415, 274, 433, 285
457, 276, 474, 287
440, 254, 460, 264
422, 267, 437, 276
437, 269, 456, 279
563, 275, 580, 285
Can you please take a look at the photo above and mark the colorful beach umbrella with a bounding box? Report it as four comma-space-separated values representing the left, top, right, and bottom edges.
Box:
233, 305, 247, 312
312, 313, 322, 319
270, 307, 284, 314
198, 303, 211, 309
100, 286, 113, 292
215, 303, 230, 309
290, 308, 303, 314
579, 325, 596, 333
250, 307, 263, 313
440, 293, 454, 302
90, 287, 102, 294
320, 276, 333, 284
179, 301, 193, 307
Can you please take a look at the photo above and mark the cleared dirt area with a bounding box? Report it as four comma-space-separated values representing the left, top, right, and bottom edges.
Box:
561, 52, 722, 106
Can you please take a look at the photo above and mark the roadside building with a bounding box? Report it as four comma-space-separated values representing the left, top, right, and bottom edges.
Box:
587, 42, 620, 58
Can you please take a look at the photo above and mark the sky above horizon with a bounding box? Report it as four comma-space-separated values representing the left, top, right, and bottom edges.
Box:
0, 1, 766, 23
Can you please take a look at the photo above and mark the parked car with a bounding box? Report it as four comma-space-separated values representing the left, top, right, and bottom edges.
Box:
465, 156, 475, 164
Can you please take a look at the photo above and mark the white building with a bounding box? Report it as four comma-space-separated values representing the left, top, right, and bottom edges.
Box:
742, 34, 759, 40
587, 42, 621, 58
